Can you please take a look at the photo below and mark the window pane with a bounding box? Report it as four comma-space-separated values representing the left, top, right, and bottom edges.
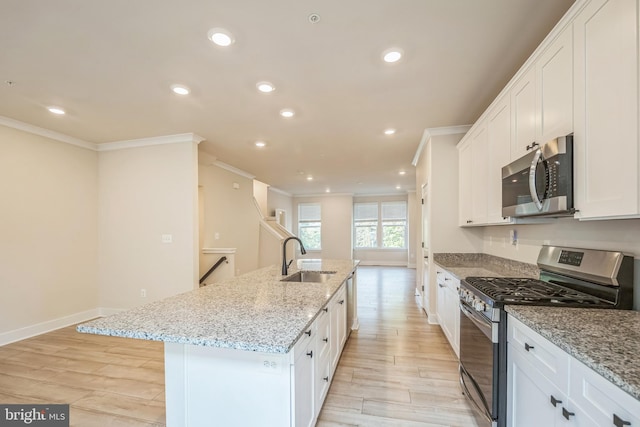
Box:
354, 221, 377, 248
381, 201, 407, 220
354, 203, 378, 221
299, 203, 321, 221
299, 223, 321, 250
382, 222, 406, 248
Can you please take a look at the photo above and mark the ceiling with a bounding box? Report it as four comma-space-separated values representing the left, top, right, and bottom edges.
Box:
0, 0, 574, 196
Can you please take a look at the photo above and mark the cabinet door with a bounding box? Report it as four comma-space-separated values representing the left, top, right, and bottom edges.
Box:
471, 123, 489, 224
458, 140, 473, 226
293, 340, 314, 427
330, 285, 347, 372
508, 342, 565, 427
444, 279, 460, 357
487, 96, 512, 224
536, 26, 573, 143
511, 67, 537, 160
573, 0, 639, 219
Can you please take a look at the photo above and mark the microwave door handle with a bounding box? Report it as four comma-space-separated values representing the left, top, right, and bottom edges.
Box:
528, 149, 544, 210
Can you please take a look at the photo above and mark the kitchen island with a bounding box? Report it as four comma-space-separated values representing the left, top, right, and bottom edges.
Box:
77, 259, 359, 427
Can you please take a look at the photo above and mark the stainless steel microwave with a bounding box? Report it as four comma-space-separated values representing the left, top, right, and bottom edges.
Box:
502, 135, 575, 218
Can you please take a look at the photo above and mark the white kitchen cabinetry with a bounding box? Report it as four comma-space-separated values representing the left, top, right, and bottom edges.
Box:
507, 316, 640, 427
573, 0, 640, 220
458, 119, 489, 227
314, 303, 331, 417
511, 67, 537, 161
293, 325, 316, 427
487, 95, 512, 224
536, 26, 573, 144
435, 267, 460, 357
330, 284, 347, 373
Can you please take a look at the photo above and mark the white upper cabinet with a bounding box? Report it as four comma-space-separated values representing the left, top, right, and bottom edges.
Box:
536, 26, 573, 144
573, 0, 640, 220
487, 95, 512, 224
511, 67, 537, 161
458, 138, 473, 226
458, 119, 489, 226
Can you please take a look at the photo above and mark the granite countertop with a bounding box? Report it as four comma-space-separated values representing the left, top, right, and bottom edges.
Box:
432, 253, 539, 279
506, 305, 640, 401
77, 259, 358, 354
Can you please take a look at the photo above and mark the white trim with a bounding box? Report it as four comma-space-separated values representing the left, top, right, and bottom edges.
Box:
202, 248, 237, 254
0, 308, 101, 346
98, 133, 204, 151
357, 260, 408, 267
213, 161, 256, 179
408, 263, 416, 269
0, 115, 97, 150
412, 125, 472, 166
99, 308, 126, 316
269, 187, 293, 197
294, 192, 354, 198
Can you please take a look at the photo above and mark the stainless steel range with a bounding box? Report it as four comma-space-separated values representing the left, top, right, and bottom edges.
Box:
458, 245, 634, 427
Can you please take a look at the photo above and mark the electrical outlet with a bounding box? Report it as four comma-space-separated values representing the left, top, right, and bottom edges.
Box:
260, 359, 279, 373
140, 289, 147, 298
161, 234, 173, 243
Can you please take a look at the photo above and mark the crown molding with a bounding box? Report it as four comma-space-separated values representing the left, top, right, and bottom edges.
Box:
98, 133, 204, 152
0, 115, 97, 150
294, 193, 354, 198
411, 125, 472, 166
213, 161, 256, 179
268, 187, 293, 197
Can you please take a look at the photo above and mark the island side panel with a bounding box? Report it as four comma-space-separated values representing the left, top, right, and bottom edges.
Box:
165, 342, 293, 427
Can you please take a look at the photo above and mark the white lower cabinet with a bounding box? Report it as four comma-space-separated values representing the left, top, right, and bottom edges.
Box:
507, 316, 640, 427
293, 331, 316, 427
330, 284, 347, 372
435, 267, 460, 357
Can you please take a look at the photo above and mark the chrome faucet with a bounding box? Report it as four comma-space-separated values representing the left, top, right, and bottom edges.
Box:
282, 237, 307, 275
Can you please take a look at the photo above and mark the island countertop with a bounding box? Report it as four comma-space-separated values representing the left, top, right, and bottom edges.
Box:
506, 305, 640, 401
77, 259, 359, 354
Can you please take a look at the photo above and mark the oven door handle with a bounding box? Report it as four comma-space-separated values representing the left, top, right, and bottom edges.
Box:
460, 302, 493, 341
459, 365, 493, 423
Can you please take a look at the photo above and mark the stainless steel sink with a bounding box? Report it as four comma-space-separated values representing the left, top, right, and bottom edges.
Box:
280, 271, 336, 283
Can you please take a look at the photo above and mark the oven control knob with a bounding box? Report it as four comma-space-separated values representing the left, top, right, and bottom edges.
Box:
474, 300, 486, 311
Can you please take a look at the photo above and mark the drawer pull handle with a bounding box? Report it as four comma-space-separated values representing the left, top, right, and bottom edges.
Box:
524, 342, 534, 352
323, 337, 328, 343
323, 376, 329, 382
305, 330, 312, 337
323, 307, 328, 313
550, 395, 562, 407
306, 351, 313, 358
562, 408, 575, 420
339, 300, 345, 305
613, 414, 631, 427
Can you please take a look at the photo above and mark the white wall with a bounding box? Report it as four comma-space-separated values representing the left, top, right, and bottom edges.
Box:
253, 180, 269, 218
267, 188, 293, 232
293, 195, 353, 260
482, 219, 640, 310
99, 140, 199, 310
0, 124, 99, 340
352, 194, 410, 266
198, 162, 260, 276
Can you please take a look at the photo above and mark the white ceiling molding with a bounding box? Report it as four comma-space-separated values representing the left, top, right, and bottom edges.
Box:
213, 161, 256, 180
294, 193, 354, 198
98, 133, 205, 152
411, 125, 472, 166
269, 187, 293, 197
0, 115, 97, 150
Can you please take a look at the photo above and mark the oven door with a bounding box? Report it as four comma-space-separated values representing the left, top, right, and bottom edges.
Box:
459, 300, 496, 427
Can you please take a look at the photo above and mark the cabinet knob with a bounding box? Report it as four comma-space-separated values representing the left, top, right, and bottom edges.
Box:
524, 342, 534, 352
323, 307, 328, 313
613, 414, 631, 427
339, 300, 345, 305
323, 337, 328, 343
323, 376, 329, 382
526, 141, 540, 151
305, 330, 312, 337
306, 350, 313, 358
550, 395, 562, 407
562, 407, 575, 420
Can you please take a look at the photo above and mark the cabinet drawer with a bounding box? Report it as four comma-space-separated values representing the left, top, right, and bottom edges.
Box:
569, 357, 640, 427
316, 307, 331, 361
293, 322, 316, 361
508, 317, 569, 390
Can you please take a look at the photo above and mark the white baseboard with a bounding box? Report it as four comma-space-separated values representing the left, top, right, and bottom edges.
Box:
0, 307, 125, 346
357, 261, 408, 267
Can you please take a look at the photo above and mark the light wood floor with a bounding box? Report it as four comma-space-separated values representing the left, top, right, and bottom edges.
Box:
0, 266, 479, 426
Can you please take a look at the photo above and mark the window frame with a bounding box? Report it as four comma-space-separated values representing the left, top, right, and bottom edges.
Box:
297, 202, 322, 251
353, 201, 407, 250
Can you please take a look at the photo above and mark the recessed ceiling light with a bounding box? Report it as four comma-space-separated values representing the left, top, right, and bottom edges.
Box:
47, 106, 65, 115
306, 176, 314, 181
325, 188, 331, 193
396, 185, 402, 190
399, 170, 406, 175
383, 48, 403, 63
255, 141, 266, 148
384, 128, 396, 135
280, 109, 295, 118
171, 84, 190, 95
208, 28, 235, 47
257, 81, 275, 93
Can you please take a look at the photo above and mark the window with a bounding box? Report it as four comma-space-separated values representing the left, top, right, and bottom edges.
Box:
354, 201, 407, 249
298, 203, 321, 250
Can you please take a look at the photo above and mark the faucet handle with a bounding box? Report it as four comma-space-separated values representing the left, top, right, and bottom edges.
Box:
287, 259, 293, 269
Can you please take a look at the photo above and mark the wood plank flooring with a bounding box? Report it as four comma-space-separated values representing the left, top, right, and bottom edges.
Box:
0, 266, 479, 426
